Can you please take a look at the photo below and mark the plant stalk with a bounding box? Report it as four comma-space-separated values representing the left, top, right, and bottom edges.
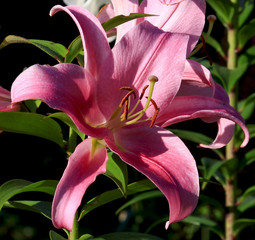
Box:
225, 0, 238, 239
69, 212, 79, 240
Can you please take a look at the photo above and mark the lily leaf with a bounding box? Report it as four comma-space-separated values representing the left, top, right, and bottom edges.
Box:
0, 112, 64, 147
204, 35, 226, 59
239, 149, 255, 170
102, 13, 156, 32
49, 230, 68, 240
4, 200, 52, 219
238, 0, 254, 27
104, 152, 128, 197
116, 190, 163, 215
206, 0, 234, 26
64, 36, 83, 64
0, 179, 58, 211
233, 218, 255, 236
213, 63, 247, 93
201, 158, 226, 189
79, 179, 156, 220
0, 35, 68, 63
95, 232, 164, 240
170, 129, 224, 159
238, 18, 255, 50
48, 112, 85, 140
238, 46, 255, 67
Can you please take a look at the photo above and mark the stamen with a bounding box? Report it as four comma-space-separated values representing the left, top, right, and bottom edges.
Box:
189, 14, 217, 57
119, 90, 135, 107
146, 97, 160, 127
120, 87, 136, 99
139, 85, 149, 100
123, 100, 129, 120
150, 108, 159, 128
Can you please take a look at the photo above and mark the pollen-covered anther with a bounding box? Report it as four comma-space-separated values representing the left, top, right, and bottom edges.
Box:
119, 89, 136, 107
146, 97, 160, 127
139, 85, 149, 100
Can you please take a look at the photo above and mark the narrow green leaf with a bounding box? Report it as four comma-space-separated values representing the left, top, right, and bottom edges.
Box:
4, 200, 52, 219
213, 64, 247, 93
201, 158, 226, 189
238, 185, 255, 203
182, 216, 224, 238
24, 100, 42, 113
79, 234, 94, 240
238, 0, 254, 27
239, 149, 255, 170
204, 34, 226, 58
102, 13, 156, 32
116, 190, 163, 215
48, 112, 85, 140
97, 232, 164, 240
238, 46, 255, 67
170, 129, 224, 159
0, 179, 58, 211
0, 112, 64, 146
65, 36, 83, 63
206, 0, 234, 25
235, 124, 255, 149
49, 230, 68, 240
79, 179, 156, 220
0, 35, 68, 63
104, 152, 128, 197
233, 219, 255, 236
238, 18, 255, 50
237, 195, 255, 213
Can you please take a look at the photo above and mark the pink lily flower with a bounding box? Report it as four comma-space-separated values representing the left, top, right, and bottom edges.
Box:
11, 5, 248, 232
0, 86, 20, 112
99, 0, 246, 150
98, 0, 206, 54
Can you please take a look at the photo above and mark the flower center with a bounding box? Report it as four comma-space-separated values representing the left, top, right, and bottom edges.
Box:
106, 76, 160, 130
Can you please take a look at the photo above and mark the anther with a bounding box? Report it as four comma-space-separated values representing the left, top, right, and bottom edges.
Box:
139, 85, 149, 100
150, 108, 159, 128
119, 90, 135, 107
123, 100, 129, 120
146, 97, 160, 127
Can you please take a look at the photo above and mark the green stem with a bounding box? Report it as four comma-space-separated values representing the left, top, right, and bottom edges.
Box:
69, 212, 79, 240
225, 1, 238, 239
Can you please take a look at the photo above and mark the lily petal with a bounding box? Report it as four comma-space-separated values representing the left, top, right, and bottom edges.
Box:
11, 63, 108, 138
50, 5, 114, 79
105, 126, 199, 227
98, 21, 189, 120
0, 86, 20, 112
52, 138, 108, 230
177, 60, 215, 97
109, 0, 205, 54
157, 96, 249, 148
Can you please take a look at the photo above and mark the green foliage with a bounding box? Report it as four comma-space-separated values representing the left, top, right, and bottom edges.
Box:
102, 13, 156, 32
206, 0, 234, 26
0, 179, 57, 211
94, 232, 164, 240
105, 152, 128, 197
48, 112, 85, 140
237, 18, 255, 50
0, 35, 68, 62
49, 230, 68, 240
4, 200, 52, 219
79, 179, 156, 220
0, 112, 64, 146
